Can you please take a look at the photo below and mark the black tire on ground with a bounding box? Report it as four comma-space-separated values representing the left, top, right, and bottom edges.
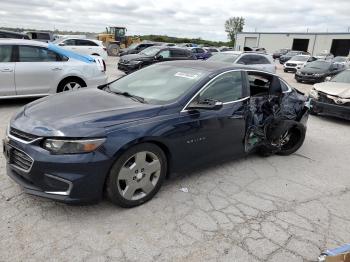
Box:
106, 143, 167, 208
277, 124, 306, 156
107, 44, 120, 56
57, 77, 86, 93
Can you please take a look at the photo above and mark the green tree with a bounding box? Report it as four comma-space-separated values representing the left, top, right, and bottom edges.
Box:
225, 17, 245, 46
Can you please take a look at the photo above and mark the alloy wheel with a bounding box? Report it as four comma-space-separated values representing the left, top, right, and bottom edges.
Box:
63, 82, 82, 91
117, 151, 161, 201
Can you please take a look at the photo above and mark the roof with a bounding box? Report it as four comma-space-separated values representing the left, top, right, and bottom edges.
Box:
0, 39, 47, 47
237, 32, 350, 36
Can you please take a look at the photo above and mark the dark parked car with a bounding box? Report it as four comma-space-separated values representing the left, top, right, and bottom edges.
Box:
118, 46, 196, 73
309, 69, 350, 120
279, 50, 309, 64
25, 31, 54, 43
0, 30, 30, 39
4, 61, 309, 207
295, 60, 345, 84
119, 42, 158, 56
188, 47, 212, 60
273, 48, 291, 59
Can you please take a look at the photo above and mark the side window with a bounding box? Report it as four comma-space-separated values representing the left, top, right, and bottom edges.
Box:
197, 48, 205, 53
0, 45, 13, 62
76, 40, 98, 46
63, 39, 76, 46
248, 73, 272, 96
19, 46, 59, 62
158, 50, 170, 58
170, 49, 186, 58
199, 71, 243, 103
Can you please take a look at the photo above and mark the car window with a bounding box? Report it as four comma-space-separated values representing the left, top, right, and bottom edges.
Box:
280, 79, 289, 92
158, 50, 170, 58
238, 55, 270, 65
0, 45, 12, 62
19, 46, 59, 62
63, 39, 76, 46
170, 49, 187, 57
197, 48, 205, 53
199, 71, 243, 103
76, 39, 98, 46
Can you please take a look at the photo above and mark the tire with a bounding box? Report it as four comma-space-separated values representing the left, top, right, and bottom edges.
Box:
106, 143, 167, 208
57, 78, 86, 93
284, 69, 287, 72
276, 124, 306, 156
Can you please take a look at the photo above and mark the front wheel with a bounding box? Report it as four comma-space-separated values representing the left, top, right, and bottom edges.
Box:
106, 143, 167, 208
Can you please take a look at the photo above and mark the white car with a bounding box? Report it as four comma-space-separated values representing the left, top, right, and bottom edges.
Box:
283, 55, 317, 73
0, 39, 108, 99
207, 51, 276, 73
53, 38, 108, 60
333, 56, 350, 68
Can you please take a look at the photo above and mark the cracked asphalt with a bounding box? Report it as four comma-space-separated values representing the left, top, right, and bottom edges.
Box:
1, 58, 350, 262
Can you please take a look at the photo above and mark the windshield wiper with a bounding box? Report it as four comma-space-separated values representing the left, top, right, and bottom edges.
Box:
110, 89, 147, 104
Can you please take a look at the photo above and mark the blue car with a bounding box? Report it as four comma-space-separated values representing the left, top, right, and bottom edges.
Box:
3, 61, 309, 207
188, 47, 212, 60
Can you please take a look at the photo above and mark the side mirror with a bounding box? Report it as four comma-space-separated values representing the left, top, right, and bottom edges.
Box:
58, 43, 65, 46
187, 99, 223, 111
325, 76, 331, 81
155, 55, 163, 60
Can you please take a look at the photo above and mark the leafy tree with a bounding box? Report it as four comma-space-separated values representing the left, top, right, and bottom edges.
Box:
225, 17, 245, 46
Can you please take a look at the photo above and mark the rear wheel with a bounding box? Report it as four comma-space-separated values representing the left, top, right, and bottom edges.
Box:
276, 125, 306, 156
57, 78, 86, 93
106, 143, 167, 208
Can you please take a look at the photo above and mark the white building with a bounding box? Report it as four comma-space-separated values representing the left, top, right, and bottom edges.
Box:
235, 32, 350, 56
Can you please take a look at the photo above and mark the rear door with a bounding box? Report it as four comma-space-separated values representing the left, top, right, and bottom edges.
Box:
15, 45, 64, 95
75, 39, 100, 56
0, 45, 16, 96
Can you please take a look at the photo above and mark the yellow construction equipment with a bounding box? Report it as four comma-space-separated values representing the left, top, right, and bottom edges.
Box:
97, 26, 140, 56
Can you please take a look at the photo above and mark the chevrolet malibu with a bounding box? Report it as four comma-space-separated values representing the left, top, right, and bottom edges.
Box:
3, 61, 309, 207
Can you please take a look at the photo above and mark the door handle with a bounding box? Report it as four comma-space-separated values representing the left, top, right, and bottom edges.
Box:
52, 67, 63, 71
0, 68, 13, 72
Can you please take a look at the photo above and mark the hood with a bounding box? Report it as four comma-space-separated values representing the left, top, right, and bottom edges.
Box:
314, 82, 350, 98
11, 89, 162, 137
288, 60, 306, 65
300, 66, 328, 74
119, 53, 152, 62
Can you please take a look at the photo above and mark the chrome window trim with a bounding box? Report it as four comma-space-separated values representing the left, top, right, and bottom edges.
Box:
181, 69, 243, 113
44, 174, 73, 196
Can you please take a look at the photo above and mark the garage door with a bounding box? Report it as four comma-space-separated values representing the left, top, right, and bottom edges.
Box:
244, 37, 257, 48
331, 39, 350, 56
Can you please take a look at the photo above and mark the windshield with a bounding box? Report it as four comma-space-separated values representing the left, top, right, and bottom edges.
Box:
127, 43, 139, 49
207, 53, 239, 63
109, 64, 206, 104
304, 61, 331, 70
333, 57, 346, 62
140, 46, 162, 56
291, 55, 309, 62
331, 70, 350, 83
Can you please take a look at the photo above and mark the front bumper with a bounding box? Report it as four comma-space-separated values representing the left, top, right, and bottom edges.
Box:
117, 63, 139, 73
86, 74, 108, 88
295, 74, 324, 83
311, 99, 350, 120
3, 135, 112, 204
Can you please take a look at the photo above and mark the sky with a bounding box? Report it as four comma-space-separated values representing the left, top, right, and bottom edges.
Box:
1, 0, 350, 41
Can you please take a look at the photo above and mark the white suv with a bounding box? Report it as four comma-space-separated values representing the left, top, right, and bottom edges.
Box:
0, 39, 108, 99
53, 38, 108, 60
283, 55, 316, 73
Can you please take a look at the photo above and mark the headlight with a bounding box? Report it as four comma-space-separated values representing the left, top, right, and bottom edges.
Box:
43, 138, 106, 154
129, 60, 142, 65
309, 89, 319, 99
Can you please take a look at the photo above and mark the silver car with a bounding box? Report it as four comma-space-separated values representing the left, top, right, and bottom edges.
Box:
0, 39, 108, 99
207, 51, 276, 73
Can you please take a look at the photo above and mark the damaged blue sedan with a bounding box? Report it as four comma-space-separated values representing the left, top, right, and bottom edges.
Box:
3, 61, 309, 207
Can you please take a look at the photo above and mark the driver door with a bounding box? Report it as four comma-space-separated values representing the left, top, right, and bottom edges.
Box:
169, 70, 248, 169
